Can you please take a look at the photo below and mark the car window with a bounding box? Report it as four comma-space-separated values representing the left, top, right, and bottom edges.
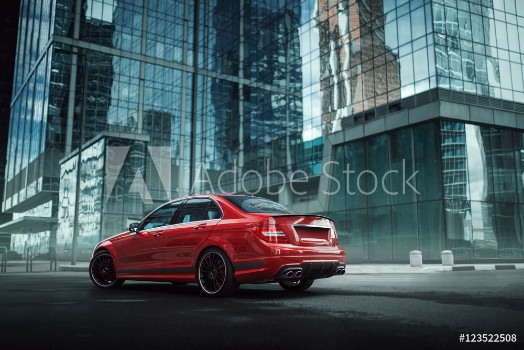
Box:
141, 201, 183, 230
175, 198, 222, 224
222, 196, 294, 214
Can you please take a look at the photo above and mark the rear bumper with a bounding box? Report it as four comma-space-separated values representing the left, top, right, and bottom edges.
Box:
233, 247, 346, 283
275, 262, 346, 281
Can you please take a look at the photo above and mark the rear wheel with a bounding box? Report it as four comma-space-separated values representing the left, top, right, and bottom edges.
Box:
197, 248, 238, 297
278, 279, 314, 292
89, 251, 124, 288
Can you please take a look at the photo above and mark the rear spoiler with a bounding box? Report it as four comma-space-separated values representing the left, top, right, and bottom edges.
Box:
270, 214, 333, 221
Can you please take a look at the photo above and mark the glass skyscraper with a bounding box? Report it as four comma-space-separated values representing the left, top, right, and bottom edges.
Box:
0, 3, 19, 249
2, 0, 524, 262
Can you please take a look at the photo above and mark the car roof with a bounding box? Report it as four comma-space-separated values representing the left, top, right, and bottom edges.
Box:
163, 193, 249, 204
170, 193, 254, 200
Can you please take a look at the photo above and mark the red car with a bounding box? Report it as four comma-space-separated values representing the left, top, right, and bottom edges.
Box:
89, 194, 346, 296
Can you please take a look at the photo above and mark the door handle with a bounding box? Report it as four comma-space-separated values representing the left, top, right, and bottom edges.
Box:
193, 223, 207, 230
153, 231, 164, 237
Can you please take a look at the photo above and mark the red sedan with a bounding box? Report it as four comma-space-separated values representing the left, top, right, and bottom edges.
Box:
89, 194, 346, 296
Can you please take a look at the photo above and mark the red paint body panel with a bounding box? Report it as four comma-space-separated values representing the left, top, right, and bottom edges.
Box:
114, 227, 165, 271
91, 194, 346, 284
163, 219, 219, 271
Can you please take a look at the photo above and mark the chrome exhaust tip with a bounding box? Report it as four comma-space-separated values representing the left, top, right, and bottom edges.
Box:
339, 269, 345, 275
295, 271, 302, 278
286, 271, 295, 278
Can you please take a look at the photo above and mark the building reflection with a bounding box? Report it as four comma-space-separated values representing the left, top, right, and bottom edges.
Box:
433, 0, 498, 96
316, 0, 401, 134
441, 121, 523, 258
205, 1, 304, 193
79, 15, 116, 142
441, 121, 471, 250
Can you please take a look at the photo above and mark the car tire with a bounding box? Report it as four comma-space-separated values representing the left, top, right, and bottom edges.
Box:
278, 279, 314, 292
197, 248, 239, 297
89, 251, 125, 289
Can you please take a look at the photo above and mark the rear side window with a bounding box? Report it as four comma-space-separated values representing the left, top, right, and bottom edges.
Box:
223, 196, 293, 214
175, 198, 222, 223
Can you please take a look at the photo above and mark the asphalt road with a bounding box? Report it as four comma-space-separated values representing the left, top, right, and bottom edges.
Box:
1, 271, 523, 349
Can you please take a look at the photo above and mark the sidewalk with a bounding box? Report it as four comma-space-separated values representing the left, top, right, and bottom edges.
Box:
347, 263, 524, 274
0, 260, 88, 273
1, 260, 523, 275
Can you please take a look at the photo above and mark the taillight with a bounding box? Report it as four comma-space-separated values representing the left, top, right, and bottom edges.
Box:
329, 220, 338, 246
250, 217, 289, 244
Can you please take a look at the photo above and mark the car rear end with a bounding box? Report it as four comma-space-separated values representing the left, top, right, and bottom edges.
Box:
248, 214, 346, 282
219, 195, 346, 284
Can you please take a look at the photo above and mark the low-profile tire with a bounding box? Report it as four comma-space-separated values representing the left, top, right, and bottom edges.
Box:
197, 248, 239, 297
89, 251, 124, 289
278, 279, 314, 292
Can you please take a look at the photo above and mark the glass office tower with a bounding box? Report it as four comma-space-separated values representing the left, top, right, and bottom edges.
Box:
0, 4, 19, 249
323, 0, 524, 261
2, 0, 524, 262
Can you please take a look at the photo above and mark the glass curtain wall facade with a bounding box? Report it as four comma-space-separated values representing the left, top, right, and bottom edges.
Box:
320, 0, 524, 261
328, 121, 524, 261
3, 0, 524, 262
0, 3, 19, 248
2, 0, 312, 259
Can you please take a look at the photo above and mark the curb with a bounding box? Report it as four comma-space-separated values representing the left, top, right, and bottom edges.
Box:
451, 266, 476, 271
345, 263, 524, 274
451, 264, 521, 271
58, 265, 89, 272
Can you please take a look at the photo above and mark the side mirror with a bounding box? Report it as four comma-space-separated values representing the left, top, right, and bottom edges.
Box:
129, 222, 139, 234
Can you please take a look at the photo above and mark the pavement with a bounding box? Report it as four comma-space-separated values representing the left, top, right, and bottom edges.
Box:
1, 259, 524, 274
347, 263, 524, 273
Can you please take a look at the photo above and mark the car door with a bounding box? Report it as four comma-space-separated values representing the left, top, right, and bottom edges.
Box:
163, 198, 222, 274
115, 201, 183, 274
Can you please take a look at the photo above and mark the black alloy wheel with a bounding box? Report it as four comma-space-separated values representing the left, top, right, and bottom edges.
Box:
89, 251, 124, 288
197, 248, 238, 297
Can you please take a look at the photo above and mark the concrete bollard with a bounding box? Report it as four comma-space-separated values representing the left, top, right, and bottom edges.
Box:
409, 250, 423, 267
441, 250, 454, 266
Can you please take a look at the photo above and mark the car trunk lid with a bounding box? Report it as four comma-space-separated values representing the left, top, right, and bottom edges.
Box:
272, 215, 337, 246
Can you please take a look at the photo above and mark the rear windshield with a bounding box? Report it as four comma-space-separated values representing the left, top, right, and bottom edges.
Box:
223, 196, 294, 214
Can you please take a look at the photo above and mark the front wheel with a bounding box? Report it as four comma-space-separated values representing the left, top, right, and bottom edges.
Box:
197, 248, 239, 297
278, 279, 314, 292
89, 251, 124, 288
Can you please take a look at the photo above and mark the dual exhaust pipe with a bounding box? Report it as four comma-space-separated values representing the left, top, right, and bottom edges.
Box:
281, 266, 345, 279
285, 269, 303, 279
